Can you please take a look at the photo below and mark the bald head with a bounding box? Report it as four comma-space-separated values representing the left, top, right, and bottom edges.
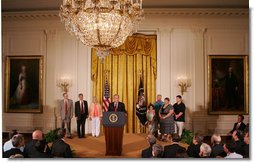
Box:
32, 130, 43, 140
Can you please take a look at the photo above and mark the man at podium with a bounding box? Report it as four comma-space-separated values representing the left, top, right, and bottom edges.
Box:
103, 94, 126, 156
108, 94, 127, 113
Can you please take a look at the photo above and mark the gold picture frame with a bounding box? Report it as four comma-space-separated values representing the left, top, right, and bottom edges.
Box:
5, 56, 43, 113
208, 55, 248, 115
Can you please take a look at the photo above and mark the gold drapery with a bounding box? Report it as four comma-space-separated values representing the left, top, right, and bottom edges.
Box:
91, 34, 157, 133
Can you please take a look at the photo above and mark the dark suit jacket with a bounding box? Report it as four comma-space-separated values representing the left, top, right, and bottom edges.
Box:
108, 102, 126, 113
141, 146, 152, 158
230, 122, 246, 133
187, 143, 201, 158
3, 148, 24, 158
234, 140, 245, 156
24, 140, 51, 158
51, 139, 73, 158
163, 144, 186, 158
211, 144, 225, 157
75, 100, 88, 119
244, 144, 249, 158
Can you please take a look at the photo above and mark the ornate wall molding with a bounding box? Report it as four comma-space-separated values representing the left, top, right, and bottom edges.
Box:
145, 8, 248, 16
3, 8, 248, 20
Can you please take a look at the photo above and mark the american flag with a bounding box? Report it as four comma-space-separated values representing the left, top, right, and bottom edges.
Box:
102, 79, 111, 112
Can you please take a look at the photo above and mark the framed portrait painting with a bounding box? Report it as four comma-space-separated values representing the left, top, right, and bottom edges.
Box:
208, 55, 248, 115
5, 56, 43, 113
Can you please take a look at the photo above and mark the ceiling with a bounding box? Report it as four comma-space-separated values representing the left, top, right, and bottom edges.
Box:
2, 0, 249, 12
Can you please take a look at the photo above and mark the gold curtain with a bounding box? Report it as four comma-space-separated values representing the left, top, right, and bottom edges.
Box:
91, 34, 157, 133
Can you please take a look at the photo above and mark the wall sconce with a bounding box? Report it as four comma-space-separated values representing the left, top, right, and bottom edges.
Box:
177, 76, 191, 95
57, 77, 72, 93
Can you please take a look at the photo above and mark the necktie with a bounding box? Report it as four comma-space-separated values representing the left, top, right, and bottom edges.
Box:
65, 100, 68, 115
114, 103, 118, 112
81, 101, 84, 114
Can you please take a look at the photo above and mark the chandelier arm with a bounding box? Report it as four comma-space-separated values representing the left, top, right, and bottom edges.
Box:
107, 16, 124, 46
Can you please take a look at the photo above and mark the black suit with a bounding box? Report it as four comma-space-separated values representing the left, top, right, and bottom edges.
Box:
230, 122, 246, 134
211, 144, 225, 157
163, 144, 186, 158
75, 100, 88, 138
234, 140, 245, 156
108, 102, 126, 113
141, 146, 152, 158
24, 140, 51, 158
3, 148, 24, 158
51, 139, 73, 158
187, 143, 201, 158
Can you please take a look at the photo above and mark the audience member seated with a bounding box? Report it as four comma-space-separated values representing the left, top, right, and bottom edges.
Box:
224, 143, 243, 158
51, 128, 73, 158
176, 148, 188, 158
243, 131, 249, 158
141, 134, 157, 158
232, 130, 245, 156
3, 130, 20, 152
199, 143, 211, 158
3, 134, 25, 158
24, 130, 51, 158
186, 133, 203, 158
210, 134, 225, 157
163, 133, 186, 158
151, 144, 163, 158
228, 115, 246, 136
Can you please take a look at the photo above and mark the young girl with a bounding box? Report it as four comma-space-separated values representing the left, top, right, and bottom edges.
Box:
146, 104, 156, 134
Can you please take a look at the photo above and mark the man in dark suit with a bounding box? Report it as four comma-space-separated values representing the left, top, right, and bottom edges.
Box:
51, 128, 73, 158
23, 130, 51, 158
228, 115, 246, 135
232, 130, 245, 156
75, 93, 88, 138
163, 134, 186, 158
108, 94, 127, 114
141, 134, 157, 158
187, 133, 203, 158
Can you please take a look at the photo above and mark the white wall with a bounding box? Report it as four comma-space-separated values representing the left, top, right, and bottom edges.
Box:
2, 9, 249, 135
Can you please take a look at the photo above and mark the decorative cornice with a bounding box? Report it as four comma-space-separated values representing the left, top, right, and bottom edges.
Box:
3, 10, 59, 20
145, 8, 248, 16
2, 8, 248, 20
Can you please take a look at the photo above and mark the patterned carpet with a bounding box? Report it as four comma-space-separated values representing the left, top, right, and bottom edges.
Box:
65, 133, 188, 158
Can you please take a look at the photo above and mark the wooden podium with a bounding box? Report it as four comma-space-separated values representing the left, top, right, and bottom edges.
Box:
102, 112, 126, 156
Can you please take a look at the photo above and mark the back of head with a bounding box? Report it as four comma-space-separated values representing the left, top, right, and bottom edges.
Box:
9, 154, 24, 158
57, 128, 66, 139
172, 133, 181, 142
152, 144, 163, 158
147, 134, 156, 146
194, 133, 204, 144
9, 130, 18, 139
211, 134, 221, 145
11, 134, 24, 148
225, 142, 236, 153
32, 130, 43, 140
200, 143, 212, 157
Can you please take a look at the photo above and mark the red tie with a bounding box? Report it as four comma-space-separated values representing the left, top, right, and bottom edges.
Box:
114, 103, 117, 112
65, 100, 68, 115
81, 101, 84, 114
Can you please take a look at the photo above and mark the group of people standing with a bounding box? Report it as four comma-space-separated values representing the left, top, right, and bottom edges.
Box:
145, 94, 186, 142
59, 93, 126, 139
59, 93, 103, 139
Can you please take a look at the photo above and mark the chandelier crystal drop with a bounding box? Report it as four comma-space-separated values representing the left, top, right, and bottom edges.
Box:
59, 0, 144, 60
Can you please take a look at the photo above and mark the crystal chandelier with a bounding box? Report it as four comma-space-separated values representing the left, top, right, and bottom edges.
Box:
59, 0, 144, 60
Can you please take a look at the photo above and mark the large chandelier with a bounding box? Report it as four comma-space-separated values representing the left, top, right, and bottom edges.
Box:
59, 0, 144, 60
